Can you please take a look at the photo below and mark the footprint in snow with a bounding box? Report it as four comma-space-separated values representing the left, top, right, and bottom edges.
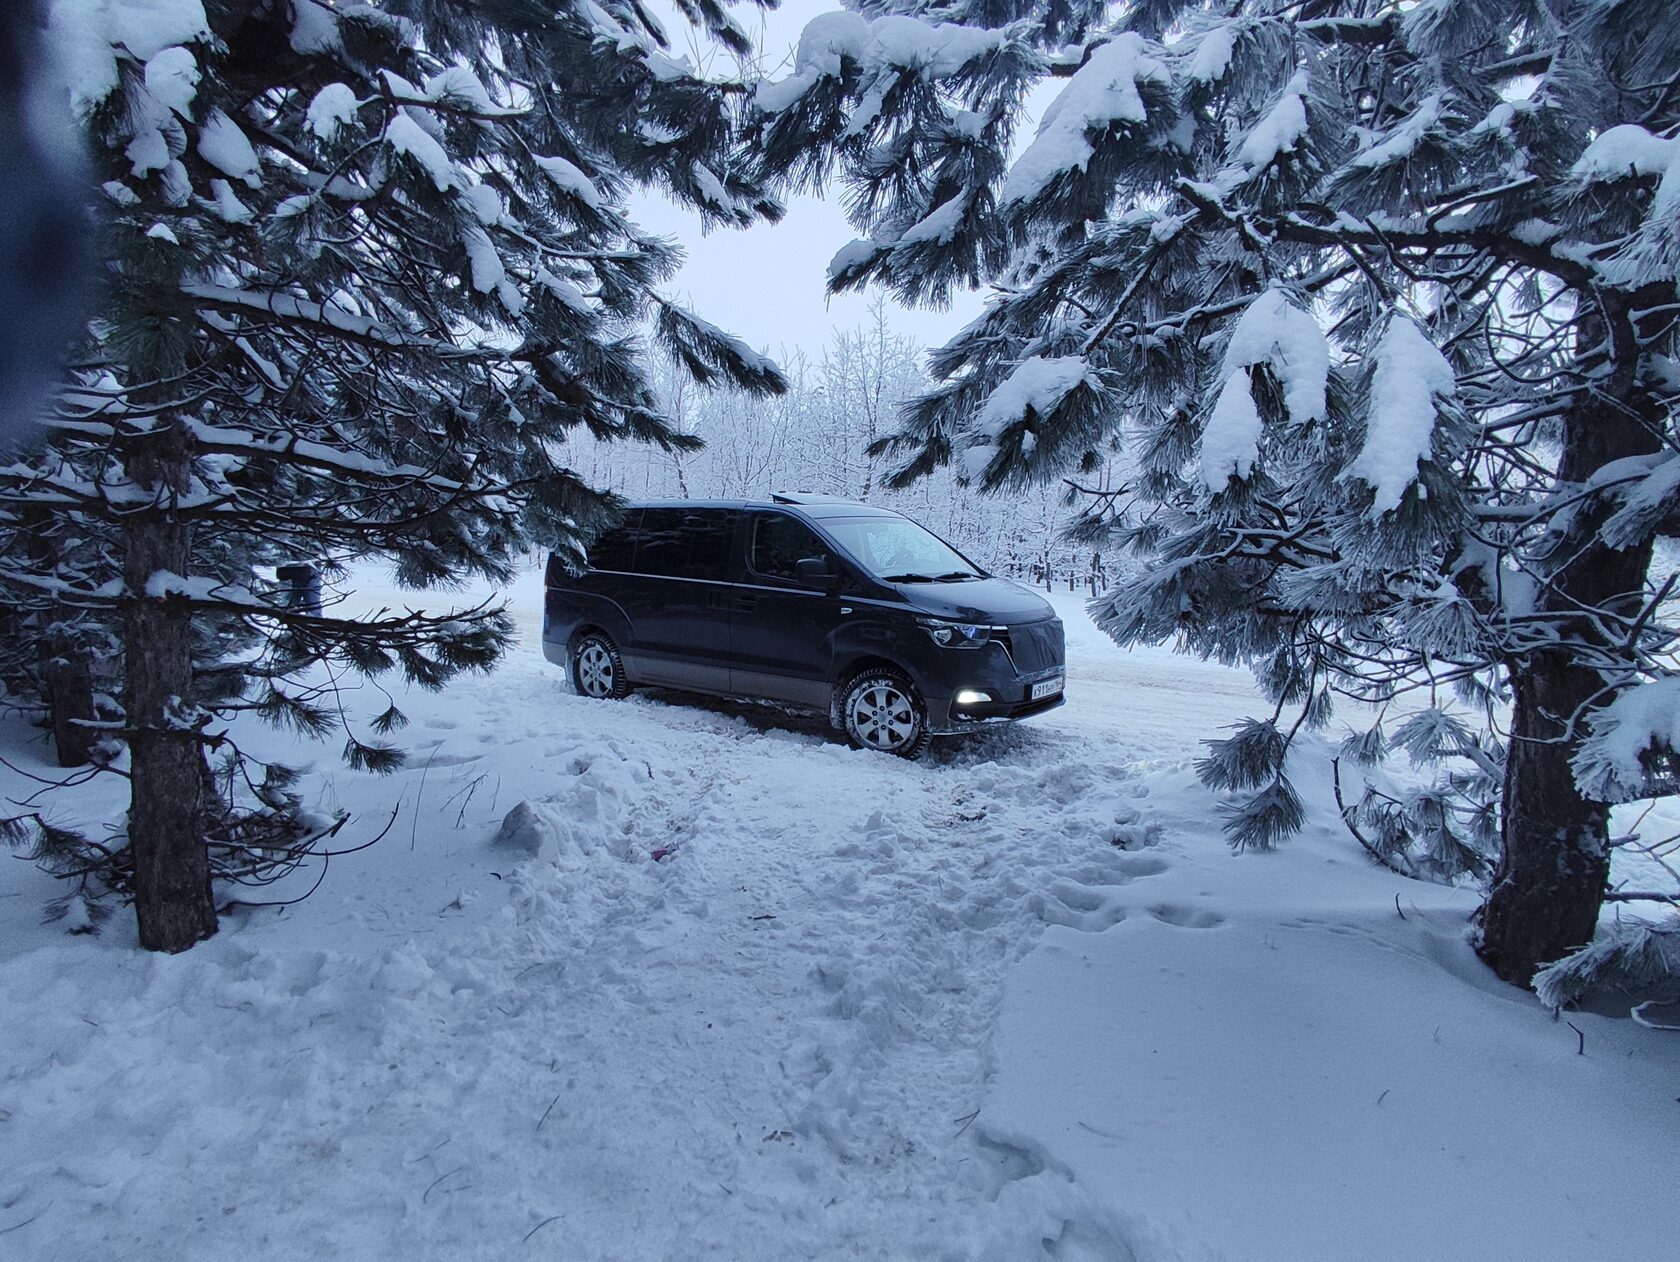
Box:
1147, 904, 1224, 929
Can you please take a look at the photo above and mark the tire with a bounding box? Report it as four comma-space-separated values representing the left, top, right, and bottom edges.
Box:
840, 670, 930, 758
572, 632, 631, 700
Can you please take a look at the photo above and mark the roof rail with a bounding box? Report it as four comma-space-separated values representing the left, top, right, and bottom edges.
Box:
770, 491, 859, 506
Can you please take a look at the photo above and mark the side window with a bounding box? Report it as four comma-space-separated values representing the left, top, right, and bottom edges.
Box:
636, 508, 736, 580
586, 512, 640, 572
750, 513, 830, 583
682, 510, 736, 582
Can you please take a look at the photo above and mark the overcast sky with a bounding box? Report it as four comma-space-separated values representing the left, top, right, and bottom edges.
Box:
631, 0, 991, 364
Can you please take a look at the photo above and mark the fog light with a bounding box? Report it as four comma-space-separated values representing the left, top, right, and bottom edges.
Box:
954, 689, 992, 705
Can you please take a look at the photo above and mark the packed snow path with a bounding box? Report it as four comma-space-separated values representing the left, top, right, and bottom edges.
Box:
0, 579, 1254, 1259
3, 574, 1674, 1259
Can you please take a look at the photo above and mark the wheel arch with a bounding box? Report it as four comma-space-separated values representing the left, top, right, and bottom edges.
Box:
569, 621, 614, 653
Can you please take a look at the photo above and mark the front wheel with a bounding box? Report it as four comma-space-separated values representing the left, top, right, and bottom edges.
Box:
572, 632, 631, 699
840, 671, 930, 759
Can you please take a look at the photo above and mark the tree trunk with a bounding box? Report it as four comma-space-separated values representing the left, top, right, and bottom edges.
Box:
19, 505, 99, 767
42, 637, 96, 767
1479, 657, 1615, 985
123, 420, 215, 952
1477, 298, 1660, 986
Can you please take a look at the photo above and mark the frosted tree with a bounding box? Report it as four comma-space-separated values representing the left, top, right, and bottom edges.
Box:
751, 0, 1680, 985
2, 0, 784, 951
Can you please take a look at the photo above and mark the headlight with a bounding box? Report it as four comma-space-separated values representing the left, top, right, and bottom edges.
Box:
919, 618, 994, 648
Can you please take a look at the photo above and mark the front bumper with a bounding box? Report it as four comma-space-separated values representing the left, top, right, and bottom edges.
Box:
925, 666, 1066, 735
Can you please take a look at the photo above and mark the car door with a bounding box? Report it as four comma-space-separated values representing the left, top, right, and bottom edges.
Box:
616, 506, 737, 692
728, 511, 846, 708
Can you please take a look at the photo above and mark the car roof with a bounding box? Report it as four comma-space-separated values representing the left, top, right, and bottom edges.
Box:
621, 495, 902, 520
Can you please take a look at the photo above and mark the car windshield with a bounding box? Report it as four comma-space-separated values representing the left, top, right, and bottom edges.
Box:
821, 516, 982, 582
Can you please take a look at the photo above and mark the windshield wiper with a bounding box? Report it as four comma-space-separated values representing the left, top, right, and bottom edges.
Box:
879, 572, 936, 583
930, 571, 980, 582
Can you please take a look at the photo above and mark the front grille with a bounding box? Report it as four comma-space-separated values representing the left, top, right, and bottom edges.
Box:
997, 618, 1063, 675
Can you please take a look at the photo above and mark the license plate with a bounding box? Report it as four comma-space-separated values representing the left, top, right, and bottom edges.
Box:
1030, 675, 1063, 701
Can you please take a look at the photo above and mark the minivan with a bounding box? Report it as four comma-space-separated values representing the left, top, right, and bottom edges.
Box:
542, 494, 1065, 756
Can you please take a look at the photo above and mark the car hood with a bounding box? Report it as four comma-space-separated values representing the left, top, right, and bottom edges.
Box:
889, 576, 1056, 624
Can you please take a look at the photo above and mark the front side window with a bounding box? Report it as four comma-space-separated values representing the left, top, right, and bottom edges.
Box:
820, 516, 981, 581
636, 508, 735, 580
750, 513, 831, 582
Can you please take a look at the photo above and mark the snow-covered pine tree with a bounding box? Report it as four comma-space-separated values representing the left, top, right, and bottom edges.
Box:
3, 0, 784, 951
751, 0, 1680, 986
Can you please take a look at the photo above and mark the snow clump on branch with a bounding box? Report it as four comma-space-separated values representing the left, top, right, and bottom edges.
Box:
1200, 287, 1327, 491
1001, 34, 1168, 206
1346, 315, 1457, 516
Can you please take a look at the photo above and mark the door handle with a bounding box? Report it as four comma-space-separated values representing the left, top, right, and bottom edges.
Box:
731, 596, 757, 612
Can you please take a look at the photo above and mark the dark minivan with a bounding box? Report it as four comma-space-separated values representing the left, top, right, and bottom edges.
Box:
543, 493, 1065, 756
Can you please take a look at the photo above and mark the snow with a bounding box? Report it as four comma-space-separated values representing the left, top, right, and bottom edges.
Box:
1185, 24, 1237, 84
1236, 68, 1309, 171
535, 156, 604, 210
867, 16, 1003, 76
897, 193, 968, 246
663, 305, 781, 380
1572, 676, 1680, 802
1, 570, 1674, 1259
1349, 92, 1443, 170
460, 182, 502, 226
756, 11, 873, 114
142, 45, 199, 116
535, 268, 590, 311
755, 13, 1001, 116
690, 162, 733, 211
1220, 286, 1329, 421
1347, 315, 1456, 516
288, 0, 340, 54
826, 237, 879, 282
180, 282, 440, 350
424, 65, 503, 116
208, 178, 254, 224
975, 355, 1088, 439
461, 226, 505, 294
986, 852, 1673, 1258
1650, 144, 1680, 229
384, 114, 458, 192
196, 109, 261, 185
1200, 284, 1333, 491
125, 123, 170, 177
1199, 369, 1263, 489
788, 10, 870, 79
46, 0, 210, 112
306, 83, 361, 142
1602, 451, 1680, 550
1572, 123, 1678, 182
1002, 34, 1169, 206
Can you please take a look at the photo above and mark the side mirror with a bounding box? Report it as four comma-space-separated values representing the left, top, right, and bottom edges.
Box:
795, 556, 840, 593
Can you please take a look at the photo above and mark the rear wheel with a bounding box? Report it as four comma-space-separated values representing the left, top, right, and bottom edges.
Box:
840, 671, 929, 758
572, 632, 630, 699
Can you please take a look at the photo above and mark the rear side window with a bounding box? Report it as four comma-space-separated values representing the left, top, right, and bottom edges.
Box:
586, 513, 640, 572
637, 508, 736, 581
750, 513, 831, 582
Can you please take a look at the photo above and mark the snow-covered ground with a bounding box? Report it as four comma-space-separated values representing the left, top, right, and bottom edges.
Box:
1, 564, 1674, 1259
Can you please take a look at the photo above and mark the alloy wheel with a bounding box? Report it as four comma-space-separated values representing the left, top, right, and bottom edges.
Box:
576, 641, 615, 697
850, 682, 917, 751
